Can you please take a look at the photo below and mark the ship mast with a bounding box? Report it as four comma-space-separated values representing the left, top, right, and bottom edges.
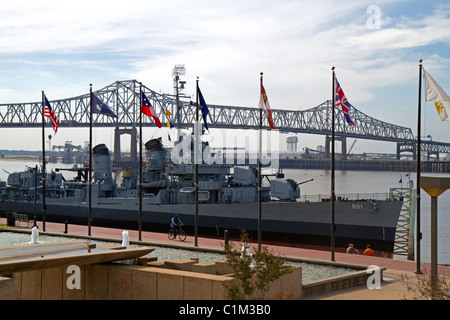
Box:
173, 64, 186, 141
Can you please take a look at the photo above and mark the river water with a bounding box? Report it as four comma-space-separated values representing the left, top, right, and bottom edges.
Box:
1, 159, 450, 264
281, 168, 450, 264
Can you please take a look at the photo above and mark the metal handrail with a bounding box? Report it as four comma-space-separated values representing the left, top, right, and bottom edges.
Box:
299, 192, 395, 202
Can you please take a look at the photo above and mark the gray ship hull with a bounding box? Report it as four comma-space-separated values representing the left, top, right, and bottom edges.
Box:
0, 198, 403, 256
0, 140, 404, 257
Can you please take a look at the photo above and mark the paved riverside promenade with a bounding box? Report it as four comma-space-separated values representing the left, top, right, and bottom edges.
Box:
2, 218, 450, 300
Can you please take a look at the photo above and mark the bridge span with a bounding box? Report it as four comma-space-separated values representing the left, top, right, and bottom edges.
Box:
0, 79, 449, 160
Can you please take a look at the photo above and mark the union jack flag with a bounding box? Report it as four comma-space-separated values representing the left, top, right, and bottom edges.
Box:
334, 75, 356, 126
44, 95, 59, 133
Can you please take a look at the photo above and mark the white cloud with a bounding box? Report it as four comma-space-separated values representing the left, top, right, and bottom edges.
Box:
0, 1, 450, 151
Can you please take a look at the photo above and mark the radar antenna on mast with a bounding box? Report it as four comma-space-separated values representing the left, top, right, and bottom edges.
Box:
173, 64, 186, 139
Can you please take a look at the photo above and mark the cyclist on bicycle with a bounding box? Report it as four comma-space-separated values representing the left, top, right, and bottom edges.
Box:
170, 214, 183, 239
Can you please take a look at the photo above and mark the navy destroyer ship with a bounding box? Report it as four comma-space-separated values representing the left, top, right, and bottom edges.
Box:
0, 137, 404, 256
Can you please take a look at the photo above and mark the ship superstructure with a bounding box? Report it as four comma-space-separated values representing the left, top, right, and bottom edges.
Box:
0, 137, 403, 257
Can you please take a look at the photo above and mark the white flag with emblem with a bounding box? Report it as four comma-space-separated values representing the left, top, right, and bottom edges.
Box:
423, 69, 450, 121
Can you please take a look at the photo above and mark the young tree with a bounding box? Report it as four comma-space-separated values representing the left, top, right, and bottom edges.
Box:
223, 230, 293, 300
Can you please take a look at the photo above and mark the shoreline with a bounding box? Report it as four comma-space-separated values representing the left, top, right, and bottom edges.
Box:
0, 155, 40, 162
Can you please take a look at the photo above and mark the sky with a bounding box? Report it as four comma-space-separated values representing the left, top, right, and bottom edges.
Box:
0, 0, 450, 155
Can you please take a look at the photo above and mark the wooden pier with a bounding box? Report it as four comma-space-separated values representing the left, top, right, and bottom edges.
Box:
279, 159, 450, 173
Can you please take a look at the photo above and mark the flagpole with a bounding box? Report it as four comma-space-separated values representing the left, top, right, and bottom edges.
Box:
88, 84, 93, 236
258, 72, 263, 252
194, 77, 199, 247
416, 59, 423, 274
331, 67, 336, 262
139, 82, 143, 241
41, 91, 46, 232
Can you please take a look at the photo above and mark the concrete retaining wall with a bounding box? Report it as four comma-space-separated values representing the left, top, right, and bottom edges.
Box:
5, 259, 302, 300
302, 268, 385, 298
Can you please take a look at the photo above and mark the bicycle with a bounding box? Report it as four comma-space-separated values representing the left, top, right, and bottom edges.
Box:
168, 226, 187, 241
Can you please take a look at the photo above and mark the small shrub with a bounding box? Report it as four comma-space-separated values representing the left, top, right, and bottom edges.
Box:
223, 230, 293, 300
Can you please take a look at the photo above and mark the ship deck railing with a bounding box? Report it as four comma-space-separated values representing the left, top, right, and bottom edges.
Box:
298, 192, 396, 203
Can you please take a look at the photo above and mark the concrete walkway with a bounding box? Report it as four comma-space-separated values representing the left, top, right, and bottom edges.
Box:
2, 218, 449, 300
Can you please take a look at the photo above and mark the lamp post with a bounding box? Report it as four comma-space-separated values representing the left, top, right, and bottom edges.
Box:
420, 176, 450, 299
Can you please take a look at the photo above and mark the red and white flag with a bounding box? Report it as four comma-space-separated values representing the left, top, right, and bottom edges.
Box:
141, 91, 162, 128
258, 83, 276, 130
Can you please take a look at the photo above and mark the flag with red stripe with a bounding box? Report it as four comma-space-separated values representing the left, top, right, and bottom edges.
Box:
258, 83, 276, 130
141, 91, 162, 128
44, 96, 59, 134
334, 75, 356, 126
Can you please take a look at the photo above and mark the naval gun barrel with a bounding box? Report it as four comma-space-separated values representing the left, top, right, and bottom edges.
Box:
297, 178, 314, 185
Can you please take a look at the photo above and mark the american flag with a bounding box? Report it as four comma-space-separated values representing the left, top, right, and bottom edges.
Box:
334, 75, 356, 126
163, 96, 172, 107
44, 96, 59, 133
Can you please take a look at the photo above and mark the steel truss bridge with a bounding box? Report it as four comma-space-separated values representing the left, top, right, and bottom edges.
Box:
1, 79, 449, 159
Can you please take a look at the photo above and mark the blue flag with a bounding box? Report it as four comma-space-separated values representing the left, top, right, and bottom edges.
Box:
92, 94, 117, 118
198, 87, 209, 131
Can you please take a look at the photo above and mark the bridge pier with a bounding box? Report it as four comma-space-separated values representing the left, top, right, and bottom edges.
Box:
397, 141, 442, 160
396, 141, 416, 160
325, 135, 347, 159
427, 150, 440, 160
114, 127, 137, 162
